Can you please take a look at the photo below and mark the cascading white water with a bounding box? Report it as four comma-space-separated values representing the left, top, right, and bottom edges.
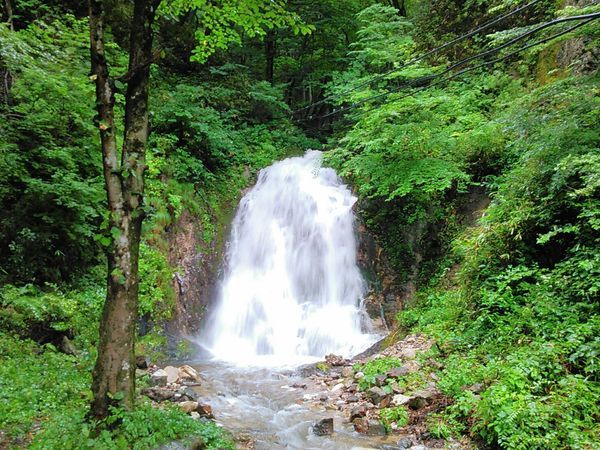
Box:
205, 150, 376, 365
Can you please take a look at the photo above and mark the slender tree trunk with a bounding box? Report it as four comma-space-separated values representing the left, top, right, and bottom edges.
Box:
4, 0, 14, 30
265, 30, 276, 83
88, 0, 159, 420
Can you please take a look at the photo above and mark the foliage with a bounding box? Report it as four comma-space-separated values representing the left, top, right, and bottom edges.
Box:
354, 356, 401, 391
379, 405, 408, 433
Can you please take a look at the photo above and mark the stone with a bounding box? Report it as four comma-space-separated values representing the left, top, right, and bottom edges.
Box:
408, 446, 428, 450
136, 355, 148, 369
401, 348, 417, 359
292, 382, 307, 389
392, 394, 410, 406
325, 354, 346, 366
396, 437, 414, 449
60, 336, 77, 356
178, 365, 200, 382
346, 395, 359, 403
319, 394, 328, 402
178, 401, 198, 414
331, 383, 345, 392
391, 383, 405, 394
367, 386, 388, 405
353, 417, 369, 434
141, 387, 175, 402
150, 369, 168, 387
469, 383, 484, 393
180, 386, 199, 401
349, 404, 368, 422
375, 374, 388, 387
347, 383, 358, 393
164, 366, 180, 384
354, 371, 365, 380
366, 420, 387, 436
136, 369, 148, 378
408, 388, 437, 410
341, 367, 354, 378
196, 403, 214, 418
386, 367, 410, 378
313, 417, 334, 436
190, 411, 200, 420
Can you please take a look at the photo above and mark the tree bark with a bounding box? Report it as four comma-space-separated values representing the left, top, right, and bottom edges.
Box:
4, 0, 14, 30
88, 0, 160, 420
265, 29, 276, 83
388, 0, 406, 16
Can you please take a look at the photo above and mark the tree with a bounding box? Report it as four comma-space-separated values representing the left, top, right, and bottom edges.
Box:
88, 0, 311, 419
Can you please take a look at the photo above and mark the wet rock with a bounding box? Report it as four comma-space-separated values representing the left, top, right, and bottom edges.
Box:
164, 366, 180, 384
179, 386, 199, 401
313, 418, 334, 436
178, 365, 200, 382
141, 387, 175, 402
196, 403, 213, 418
150, 369, 168, 387
349, 404, 368, 422
325, 354, 346, 366
178, 401, 198, 414
386, 367, 409, 378
352, 417, 369, 434
396, 437, 414, 449
392, 394, 410, 406
341, 367, 353, 378
136, 355, 148, 369
366, 420, 387, 436
366, 386, 388, 405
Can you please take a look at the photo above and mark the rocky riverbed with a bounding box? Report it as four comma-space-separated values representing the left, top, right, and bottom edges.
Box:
140, 334, 474, 450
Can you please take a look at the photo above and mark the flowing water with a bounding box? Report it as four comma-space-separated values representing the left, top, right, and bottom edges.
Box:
193, 151, 384, 449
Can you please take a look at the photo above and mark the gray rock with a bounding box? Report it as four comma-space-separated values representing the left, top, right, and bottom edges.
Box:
341, 366, 354, 378
142, 387, 175, 402
180, 387, 199, 401
313, 417, 334, 436
396, 437, 414, 449
346, 395, 359, 403
392, 394, 410, 406
366, 420, 387, 436
164, 366, 180, 384
349, 404, 368, 422
367, 386, 388, 404
150, 369, 168, 387
375, 374, 388, 386
325, 354, 346, 366
408, 388, 437, 410
386, 367, 410, 378
60, 336, 77, 356
408, 446, 428, 450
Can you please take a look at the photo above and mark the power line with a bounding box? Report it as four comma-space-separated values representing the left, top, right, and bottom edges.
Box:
291, 0, 544, 117
304, 13, 599, 123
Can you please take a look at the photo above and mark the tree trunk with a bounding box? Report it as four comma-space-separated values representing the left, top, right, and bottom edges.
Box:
265, 29, 276, 83
389, 0, 406, 16
88, 0, 159, 420
4, 0, 14, 30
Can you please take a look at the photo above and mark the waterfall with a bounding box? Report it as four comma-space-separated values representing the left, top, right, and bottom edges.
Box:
205, 150, 376, 365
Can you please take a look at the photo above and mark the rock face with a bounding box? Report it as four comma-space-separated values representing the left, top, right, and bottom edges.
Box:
312, 418, 334, 436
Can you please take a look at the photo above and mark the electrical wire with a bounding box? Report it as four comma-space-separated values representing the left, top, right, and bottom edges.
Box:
303, 13, 599, 123
290, 0, 544, 116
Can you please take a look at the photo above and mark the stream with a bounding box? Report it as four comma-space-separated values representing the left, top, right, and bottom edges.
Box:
191, 151, 390, 449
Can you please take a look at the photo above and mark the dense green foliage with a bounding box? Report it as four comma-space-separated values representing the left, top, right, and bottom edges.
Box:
324, 1, 599, 448
1, 0, 599, 448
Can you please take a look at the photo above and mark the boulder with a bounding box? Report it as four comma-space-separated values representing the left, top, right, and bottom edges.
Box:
312, 418, 334, 436
141, 387, 175, 402
178, 401, 198, 414
367, 386, 388, 405
366, 420, 387, 436
392, 394, 410, 406
325, 354, 346, 366
196, 403, 214, 418
386, 367, 409, 378
150, 369, 168, 387
353, 417, 369, 434
136, 355, 148, 369
179, 386, 199, 402
164, 366, 180, 384
178, 365, 200, 382
349, 404, 368, 422
408, 388, 437, 410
